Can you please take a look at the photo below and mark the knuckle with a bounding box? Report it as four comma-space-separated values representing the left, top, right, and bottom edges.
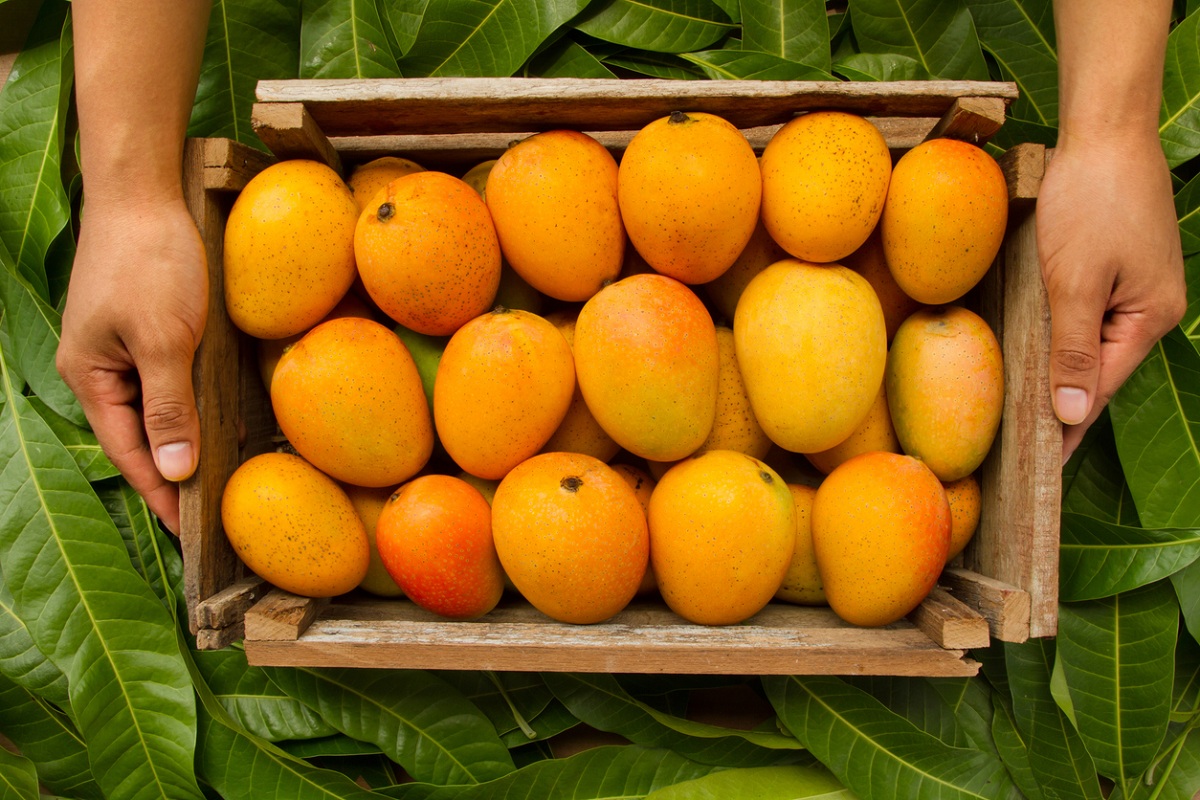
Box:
1052, 343, 1098, 376
141, 398, 194, 434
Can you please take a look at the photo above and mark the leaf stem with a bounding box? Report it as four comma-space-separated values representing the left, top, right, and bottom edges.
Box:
486, 671, 536, 739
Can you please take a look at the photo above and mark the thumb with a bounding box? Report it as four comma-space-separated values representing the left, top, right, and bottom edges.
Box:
140, 353, 201, 483
1047, 289, 1104, 427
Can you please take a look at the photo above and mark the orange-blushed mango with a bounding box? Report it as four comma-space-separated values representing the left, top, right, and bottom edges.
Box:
944, 474, 982, 562
882, 138, 1008, 304
760, 111, 891, 264
539, 311, 621, 463
574, 274, 719, 462
346, 156, 425, 210
257, 290, 376, 391
224, 159, 359, 339
843, 227, 924, 342
618, 111, 760, 284
734, 260, 887, 454
611, 462, 659, 595
886, 306, 1004, 482
703, 217, 789, 324
271, 317, 433, 487
221, 452, 369, 598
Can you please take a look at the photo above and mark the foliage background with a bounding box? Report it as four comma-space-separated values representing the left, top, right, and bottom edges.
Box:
1, 0, 1199, 797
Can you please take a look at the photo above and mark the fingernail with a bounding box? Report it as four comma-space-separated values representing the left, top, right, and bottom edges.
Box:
157, 442, 195, 482
1055, 387, 1089, 426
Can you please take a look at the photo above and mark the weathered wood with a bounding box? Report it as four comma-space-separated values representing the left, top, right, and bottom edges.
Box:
255, 77, 1016, 137
908, 587, 992, 650
998, 142, 1047, 204
244, 591, 328, 641
244, 598, 979, 676
251, 102, 342, 173
941, 567, 1032, 642
195, 624, 245, 651
922, 96, 1008, 145
201, 138, 275, 192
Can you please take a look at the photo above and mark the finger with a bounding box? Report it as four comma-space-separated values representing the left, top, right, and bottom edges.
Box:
1045, 279, 1107, 429
136, 345, 201, 487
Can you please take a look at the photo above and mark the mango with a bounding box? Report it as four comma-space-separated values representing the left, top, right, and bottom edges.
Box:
760, 111, 891, 264
775, 484, 824, 606
843, 228, 924, 342
539, 311, 621, 463
886, 306, 1004, 482
703, 218, 789, 324
346, 156, 425, 210
812, 451, 951, 626
734, 259, 887, 454
574, 274, 719, 462
343, 483, 404, 598
486, 130, 624, 302
804, 381, 901, 475
618, 111, 760, 284
882, 138, 1008, 304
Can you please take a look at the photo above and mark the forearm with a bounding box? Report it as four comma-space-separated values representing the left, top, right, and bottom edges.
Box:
1053, 0, 1171, 147
72, 0, 210, 207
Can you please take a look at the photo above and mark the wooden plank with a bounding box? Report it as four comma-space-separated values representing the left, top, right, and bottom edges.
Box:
908, 587, 992, 650
244, 599, 979, 676
998, 142, 1046, 204
941, 567, 1032, 642
202, 138, 275, 192
254, 77, 1016, 137
251, 102, 342, 173
195, 575, 268, 631
244, 590, 328, 641
196, 624, 245, 651
922, 96, 1008, 145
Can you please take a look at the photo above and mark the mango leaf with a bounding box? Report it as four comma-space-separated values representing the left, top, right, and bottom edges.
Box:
0, 352, 204, 800
763, 675, 1017, 799
193, 649, 336, 742
679, 49, 834, 80
963, 0, 1057, 125
1186, 253, 1200, 351
379, 0, 429, 56
398, 0, 591, 77
0, 576, 67, 706
188, 0, 300, 147
437, 671, 555, 741
989, 694, 1045, 800
278, 735, 385, 758
301, 0, 400, 78
1172, 558, 1200, 644
1123, 635, 1200, 799
94, 479, 178, 613
737, 0, 830, 71
0, 745, 38, 800
573, 0, 737, 54
377, 746, 723, 800
499, 699, 580, 747
523, 37, 617, 77
849, 0, 990, 80
1178, 171, 1200, 257
644, 764, 853, 799
600, 50, 705, 79
1062, 414, 1140, 525
0, 1, 70, 302
833, 52, 932, 80
1111, 327, 1200, 530
544, 673, 803, 768
25, 397, 115, 483
1060, 513, 1200, 602
989, 115, 1057, 149
265, 666, 516, 784
846, 676, 995, 754
1161, 9, 1200, 168
1004, 638, 1104, 799
0, 672, 102, 800
1057, 582, 1178, 789
311, 754, 398, 791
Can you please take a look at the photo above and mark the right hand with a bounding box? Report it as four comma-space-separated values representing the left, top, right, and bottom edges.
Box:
58, 196, 208, 534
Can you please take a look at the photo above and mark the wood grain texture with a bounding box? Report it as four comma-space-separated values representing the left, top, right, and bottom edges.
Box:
201, 138, 275, 192
907, 587, 992, 649
244, 591, 329, 641
251, 102, 342, 173
941, 567, 1032, 642
195, 575, 268, 630
922, 96, 1008, 145
243, 598, 979, 676
998, 142, 1046, 204
254, 78, 1016, 137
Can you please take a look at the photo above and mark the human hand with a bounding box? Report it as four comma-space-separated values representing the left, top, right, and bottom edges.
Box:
1037, 131, 1186, 461
57, 197, 208, 533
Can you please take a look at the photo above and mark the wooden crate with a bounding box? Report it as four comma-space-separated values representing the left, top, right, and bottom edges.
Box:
180, 78, 1060, 677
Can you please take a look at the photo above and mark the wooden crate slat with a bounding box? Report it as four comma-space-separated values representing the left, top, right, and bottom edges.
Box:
254, 77, 1017, 137
908, 587, 992, 650
201, 138, 275, 192
251, 102, 342, 172
942, 567, 1032, 642
922, 96, 1008, 145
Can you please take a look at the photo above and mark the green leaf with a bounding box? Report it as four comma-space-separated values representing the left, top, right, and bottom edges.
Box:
1062, 414, 1140, 525
679, 49, 834, 79
301, 0, 400, 78
194, 649, 337, 742
1161, 9, 1200, 168
94, 479, 179, 613
643, 764, 853, 799
437, 671, 555, 741
265, 666, 515, 784
1173, 557, 1200, 643
1059, 513, 1200, 602
1124, 634, 1200, 799
832, 52, 932, 80
846, 676, 995, 753
600, 49, 705, 79
1004, 638, 1104, 799
989, 694, 1045, 800
763, 675, 1016, 799
737, 0, 830, 71
25, 397, 116, 483
0, 351, 204, 800
963, 0, 1057, 125
379, 0, 429, 56
849, 0, 990, 80
499, 699, 580, 747
1057, 582, 1178, 789
1177, 170, 1200, 257
398, 0, 592, 77
278, 735, 385, 759
1186, 253, 1200, 350
988, 115, 1057, 148
0, 743, 38, 800
188, 0, 300, 147
0, 1, 71, 301
544, 673, 803, 768
1110, 327, 1200, 529
0, 575, 67, 706
0, 672, 102, 800
523, 37, 618, 77
378, 745, 722, 800
573, 0, 737, 54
